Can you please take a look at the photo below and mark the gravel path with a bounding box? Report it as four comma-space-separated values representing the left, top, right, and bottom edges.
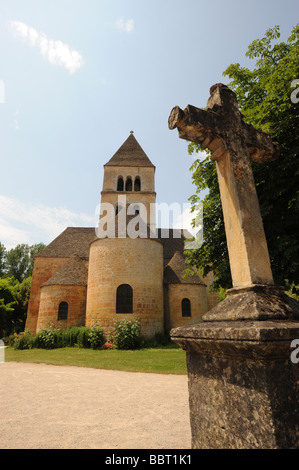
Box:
0, 362, 191, 449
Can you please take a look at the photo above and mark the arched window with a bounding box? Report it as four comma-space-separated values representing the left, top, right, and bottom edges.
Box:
117, 177, 124, 191
58, 302, 68, 321
134, 177, 141, 192
116, 284, 133, 313
125, 177, 132, 192
182, 298, 191, 317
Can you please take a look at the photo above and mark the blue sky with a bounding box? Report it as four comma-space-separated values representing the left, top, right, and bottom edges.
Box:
0, 0, 297, 248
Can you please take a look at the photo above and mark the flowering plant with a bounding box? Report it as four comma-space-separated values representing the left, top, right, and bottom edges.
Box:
103, 341, 114, 350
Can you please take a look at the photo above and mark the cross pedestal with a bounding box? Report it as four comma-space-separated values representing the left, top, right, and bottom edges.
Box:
169, 84, 299, 448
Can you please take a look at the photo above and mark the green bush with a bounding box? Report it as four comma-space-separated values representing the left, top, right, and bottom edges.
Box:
112, 318, 141, 350
34, 328, 63, 349
88, 323, 105, 349
61, 327, 80, 347
13, 331, 34, 350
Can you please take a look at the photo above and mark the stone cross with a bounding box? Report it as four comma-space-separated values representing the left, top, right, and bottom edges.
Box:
169, 83, 280, 289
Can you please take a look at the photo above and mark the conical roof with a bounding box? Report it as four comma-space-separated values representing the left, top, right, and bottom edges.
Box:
105, 132, 155, 167
164, 251, 206, 285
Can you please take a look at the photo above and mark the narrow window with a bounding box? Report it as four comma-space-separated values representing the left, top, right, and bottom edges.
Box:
182, 298, 191, 317
117, 177, 124, 191
58, 301, 68, 321
134, 177, 141, 192
116, 284, 133, 313
125, 177, 132, 192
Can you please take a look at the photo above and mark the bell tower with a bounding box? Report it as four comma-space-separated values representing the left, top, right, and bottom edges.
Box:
86, 132, 164, 338
100, 131, 156, 232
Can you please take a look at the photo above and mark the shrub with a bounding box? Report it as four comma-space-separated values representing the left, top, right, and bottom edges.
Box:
112, 318, 140, 350
88, 323, 105, 349
61, 327, 82, 347
13, 331, 34, 350
77, 327, 92, 348
11, 325, 106, 350
34, 328, 62, 349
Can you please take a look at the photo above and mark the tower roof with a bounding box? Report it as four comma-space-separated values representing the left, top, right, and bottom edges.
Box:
105, 132, 155, 168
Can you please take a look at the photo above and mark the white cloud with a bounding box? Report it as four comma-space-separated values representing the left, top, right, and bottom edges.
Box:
173, 204, 198, 237
115, 18, 134, 33
9, 20, 85, 74
0, 194, 94, 249
13, 109, 20, 130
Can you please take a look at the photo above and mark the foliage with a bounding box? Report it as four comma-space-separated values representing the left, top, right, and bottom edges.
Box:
111, 318, 141, 350
0, 276, 32, 337
5, 243, 45, 282
0, 243, 6, 277
87, 322, 105, 349
34, 327, 63, 349
13, 331, 34, 350
186, 24, 299, 289
284, 281, 299, 301
0, 242, 45, 337
12, 325, 106, 350
0, 278, 18, 337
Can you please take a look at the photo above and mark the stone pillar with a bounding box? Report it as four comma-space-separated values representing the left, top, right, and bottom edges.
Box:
172, 316, 299, 448
169, 84, 299, 448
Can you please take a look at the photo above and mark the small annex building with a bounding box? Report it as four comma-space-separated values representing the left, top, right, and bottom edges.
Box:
26, 133, 216, 338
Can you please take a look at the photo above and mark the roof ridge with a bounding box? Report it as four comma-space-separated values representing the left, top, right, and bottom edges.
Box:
105, 133, 155, 168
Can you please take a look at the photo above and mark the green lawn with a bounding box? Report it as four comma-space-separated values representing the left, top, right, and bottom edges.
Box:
5, 346, 187, 375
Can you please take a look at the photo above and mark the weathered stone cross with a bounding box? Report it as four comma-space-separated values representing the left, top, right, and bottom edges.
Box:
169, 83, 279, 289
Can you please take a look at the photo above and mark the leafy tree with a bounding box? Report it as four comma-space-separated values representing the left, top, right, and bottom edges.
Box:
0, 276, 32, 337
5, 244, 30, 282
5, 243, 45, 282
0, 278, 18, 337
0, 242, 6, 277
0, 241, 44, 336
186, 25, 299, 289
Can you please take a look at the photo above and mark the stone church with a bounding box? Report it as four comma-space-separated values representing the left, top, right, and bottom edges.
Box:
26, 132, 217, 338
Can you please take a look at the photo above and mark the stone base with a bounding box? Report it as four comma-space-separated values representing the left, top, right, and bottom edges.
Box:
203, 284, 299, 321
171, 289, 299, 449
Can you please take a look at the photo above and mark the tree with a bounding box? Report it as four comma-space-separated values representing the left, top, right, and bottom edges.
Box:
0, 241, 45, 336
0, 243, 6, 277
0, 276, 32, 337
186, 25, 299, 289
5, 243, 45, 282
0, 278, 17, 337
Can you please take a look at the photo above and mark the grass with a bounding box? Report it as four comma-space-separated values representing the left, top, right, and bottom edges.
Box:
5, 345, 187, 375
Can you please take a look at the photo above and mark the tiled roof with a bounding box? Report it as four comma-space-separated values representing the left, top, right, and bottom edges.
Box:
42, 255, 89, 287
37, 226, 203, 286
164, 251, 206, 285
36, 228, 96, 258
105, 133, 155, 168
37, 227, 190, 262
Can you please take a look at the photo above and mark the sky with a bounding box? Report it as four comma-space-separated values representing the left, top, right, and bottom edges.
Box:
0, 0, 297, 249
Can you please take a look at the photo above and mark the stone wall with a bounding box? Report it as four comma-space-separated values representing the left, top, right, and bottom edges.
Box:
86, 237, 164, 338
25, 257, 69, 333
37, 284, 87, 331
165, 283, 208, 333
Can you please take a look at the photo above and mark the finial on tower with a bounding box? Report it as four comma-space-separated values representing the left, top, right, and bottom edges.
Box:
130, 130, 134, 134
